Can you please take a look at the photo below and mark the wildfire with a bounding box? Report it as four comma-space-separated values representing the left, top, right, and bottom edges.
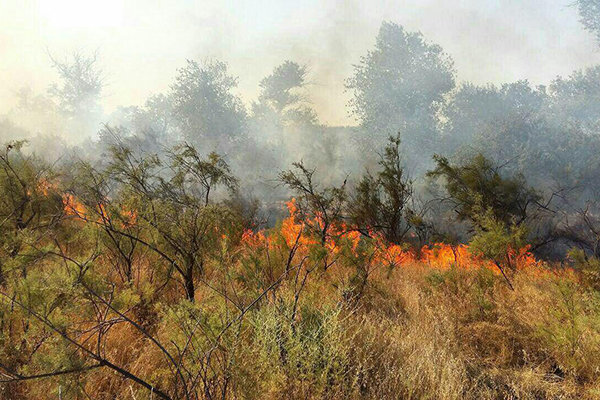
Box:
36, 178, 57, 196
374, 243, 416, 267
62, 193, 137, 228
62, 193, 87, 219
280, 199, 308, 247
241, 229, 266, 248
240, 198, 553, 278
60, 190, 557, 279
119, 207, 138, 228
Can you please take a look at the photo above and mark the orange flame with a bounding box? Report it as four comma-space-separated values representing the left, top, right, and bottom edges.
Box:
62, 193, 137, 228
62, 192, 561, 280
252, 200, 554, 278
62, 193, 87, 219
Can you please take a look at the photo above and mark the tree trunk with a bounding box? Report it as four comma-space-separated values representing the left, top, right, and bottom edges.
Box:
184, 267, 195, 302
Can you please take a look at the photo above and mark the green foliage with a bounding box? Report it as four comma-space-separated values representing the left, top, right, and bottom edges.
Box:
170, 143, 238, 205
469, 209, 528, 269
349, 134, 416, 244
470, 267, 498, 318
0, 141, 63, 282
346, 21, 455, 161
425, 266, 461, 294
535, 280, 600, 380
171, 59, 247, 147
279, 161, 347, 245
253, 61, 317, 126
6, 16, 600, 397
576, 0, 600, 44
249, 303, 353, 397
569, 248, 600, 291
427, 153, 540, 229
426, 266, 497, 320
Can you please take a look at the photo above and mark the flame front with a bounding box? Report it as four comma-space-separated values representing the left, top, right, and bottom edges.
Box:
58, 190, 558, 279
240, 198, 552, 278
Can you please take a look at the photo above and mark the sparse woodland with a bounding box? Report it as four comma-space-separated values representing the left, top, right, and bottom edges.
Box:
3, 2, 600, 399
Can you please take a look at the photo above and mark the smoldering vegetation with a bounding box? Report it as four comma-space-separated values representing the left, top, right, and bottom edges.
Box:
2, 2, 600, 399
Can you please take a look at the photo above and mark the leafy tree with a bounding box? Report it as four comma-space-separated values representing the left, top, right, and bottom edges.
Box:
442, 81, 545, 155
64, 156, 142, 283
427, 153, 540, 229
442, 74, 600, 194
116, 142, 238, 301
346, 21, 455, 162
252, 61, 317, 126
247, 61, 321, 186
100, 93, 174, 158
547, 66, 600, 135
171, 59, 247, 150
136, 94, 174, 135
551, 199, 600, 259
0, 141, 63, 283
349, 135, 416, 243
576, 0, 600, 44
170, 143, 238, 207
71, 133, 240, 301
469, 208, 528, 289
48, 50, 103, 121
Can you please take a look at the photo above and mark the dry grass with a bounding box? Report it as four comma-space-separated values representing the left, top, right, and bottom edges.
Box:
4, 253, 600, 399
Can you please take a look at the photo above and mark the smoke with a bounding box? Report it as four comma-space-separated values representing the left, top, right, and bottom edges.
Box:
1, 1, 600, 215
1, 0, 599, 129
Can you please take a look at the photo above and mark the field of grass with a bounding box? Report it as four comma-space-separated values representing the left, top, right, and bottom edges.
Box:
3, 197, 600, 399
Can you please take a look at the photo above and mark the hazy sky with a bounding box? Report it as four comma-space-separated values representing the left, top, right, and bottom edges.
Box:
1, 0, 599, 126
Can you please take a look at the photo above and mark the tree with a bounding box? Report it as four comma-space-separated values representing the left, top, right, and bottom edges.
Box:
428, 154, 542, 289
122, 93, 175, 141
346, 22, 455, 164
0, 141, 63, 283
576, 0, 600, 44
547, 66, 600, 136
69, 130, 240, 301
441, 81, 546, 155
348, 135, 416, 244
469, 209, 528, 290
427, 154, 540, 229
442, 73, 600, 194
252, 61, 317, 126
171, 60, 246, 150
279, 161, 347, 248
48, 50, 103, 121
550, 199, 600, 259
